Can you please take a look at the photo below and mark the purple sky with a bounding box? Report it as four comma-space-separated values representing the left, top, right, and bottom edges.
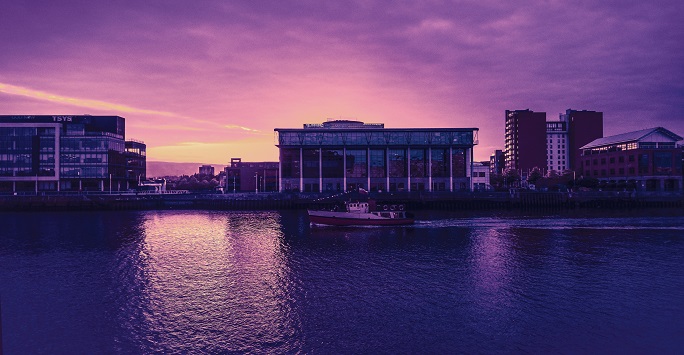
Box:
1, 0, 682, 163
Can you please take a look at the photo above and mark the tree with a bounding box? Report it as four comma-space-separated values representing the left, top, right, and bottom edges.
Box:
527, 167, 543, 185
503, 168, 521, 187
490, 173, 506, 191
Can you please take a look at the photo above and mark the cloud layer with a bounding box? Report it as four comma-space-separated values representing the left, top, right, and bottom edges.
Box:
1, 0, 682, 163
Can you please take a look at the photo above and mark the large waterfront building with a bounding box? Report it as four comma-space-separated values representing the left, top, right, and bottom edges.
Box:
223, 158, 279, 193
274, 120, 478, 192
0, 115, 144, 193
580, 127, 682, 191
505, 109, 546, 176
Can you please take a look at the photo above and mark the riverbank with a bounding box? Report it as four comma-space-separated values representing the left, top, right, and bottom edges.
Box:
0, 191, 682, 211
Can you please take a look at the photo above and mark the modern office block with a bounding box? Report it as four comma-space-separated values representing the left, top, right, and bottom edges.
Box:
0, 115, 144, 193
274, 119, 478, 192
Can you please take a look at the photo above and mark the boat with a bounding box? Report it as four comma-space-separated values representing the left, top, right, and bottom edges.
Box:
308, 200, 414, 226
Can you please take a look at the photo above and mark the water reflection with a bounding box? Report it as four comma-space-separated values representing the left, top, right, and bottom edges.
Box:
111, 211, 301, 353
1, 210, 683, 353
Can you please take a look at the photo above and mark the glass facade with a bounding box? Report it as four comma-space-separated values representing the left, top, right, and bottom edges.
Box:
388, 149, 407, 178
0, 115, 143, 193
275, 120, 477, 192
346, 149, 367, 178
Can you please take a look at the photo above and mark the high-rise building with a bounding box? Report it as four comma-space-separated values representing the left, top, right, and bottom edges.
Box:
0, 115, 143, 193
546, 115, 569, 173
489, 149, 504, 176
504, 109, 546, 176
546, 109, 603, 174
563, 109, 603, 173
274, 119, 479, 192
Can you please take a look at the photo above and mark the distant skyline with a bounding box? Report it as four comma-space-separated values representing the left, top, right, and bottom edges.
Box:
1, 0, 682, 163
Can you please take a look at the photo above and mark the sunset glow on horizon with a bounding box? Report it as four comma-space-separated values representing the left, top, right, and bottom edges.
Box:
1, 1, 682, 165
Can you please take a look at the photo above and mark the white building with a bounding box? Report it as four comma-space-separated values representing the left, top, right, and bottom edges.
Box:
546, 113, 569, 174
471, 162, 490, 191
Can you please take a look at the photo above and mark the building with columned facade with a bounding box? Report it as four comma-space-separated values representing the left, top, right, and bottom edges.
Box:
274, 119, 478, 193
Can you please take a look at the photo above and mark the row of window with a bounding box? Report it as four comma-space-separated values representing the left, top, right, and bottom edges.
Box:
283, 180, 470, 193
585, 155, 634, 165
583, 152, 677, 176
281, 148, 467, 179
581, 141, 676, 155
585, 168, 635, 177
0, 136, 125, 153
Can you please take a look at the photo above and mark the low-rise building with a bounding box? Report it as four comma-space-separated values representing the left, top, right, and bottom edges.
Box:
472, 162, 490, 191
224, 158, 278, 193
125, 139, 146, 187
580, 127, 683, 191
199, 164, 215, 176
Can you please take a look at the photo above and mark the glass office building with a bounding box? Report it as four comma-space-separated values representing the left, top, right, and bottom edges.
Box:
274, 120, 478, 192
0, 115, 144, 193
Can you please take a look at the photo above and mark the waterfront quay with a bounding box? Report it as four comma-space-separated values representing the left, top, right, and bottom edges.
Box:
0, 190, 682, 211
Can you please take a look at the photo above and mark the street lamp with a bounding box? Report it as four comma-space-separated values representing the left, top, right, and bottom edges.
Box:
233, 175, 236, 193
255, 173, 258, 193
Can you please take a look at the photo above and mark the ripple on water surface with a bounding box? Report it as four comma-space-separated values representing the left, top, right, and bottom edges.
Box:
0, 210, 683, 353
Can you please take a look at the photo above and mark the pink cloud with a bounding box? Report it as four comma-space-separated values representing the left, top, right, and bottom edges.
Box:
1, 0, 682, 163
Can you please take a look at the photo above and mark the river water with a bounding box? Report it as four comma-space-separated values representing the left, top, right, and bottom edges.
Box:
1, 209, 683, 354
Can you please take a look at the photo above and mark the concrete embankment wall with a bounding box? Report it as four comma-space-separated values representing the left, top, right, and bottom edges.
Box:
0, 191, 681, 211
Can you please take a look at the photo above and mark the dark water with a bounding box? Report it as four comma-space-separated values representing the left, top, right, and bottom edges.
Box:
1, 209, 683, 354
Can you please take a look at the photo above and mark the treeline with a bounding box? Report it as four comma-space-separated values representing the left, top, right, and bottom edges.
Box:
164, 173, 222, 191
490, 168, 634, 191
